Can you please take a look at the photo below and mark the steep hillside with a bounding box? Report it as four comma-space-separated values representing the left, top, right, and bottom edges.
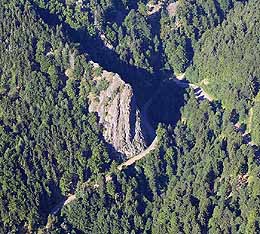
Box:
1, 0, 260, 233
88, 63, 154, 158
186, 0, 260, 121
0, 3, 113, 232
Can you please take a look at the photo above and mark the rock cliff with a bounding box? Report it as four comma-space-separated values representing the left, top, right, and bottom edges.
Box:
88, 63, 150, 158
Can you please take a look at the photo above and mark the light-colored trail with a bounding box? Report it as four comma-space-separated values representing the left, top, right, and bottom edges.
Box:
50, 194, 77, 215
49, 73, 257, 218
173, 74, 213, 102
49, 83, 161, 216
117, 136, 158, 171
49, 74, 212, 216
50, 136, 159, 215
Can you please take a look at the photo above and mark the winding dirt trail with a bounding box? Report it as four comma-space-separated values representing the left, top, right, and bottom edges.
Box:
50, 136, 159, 216
50, 195, 76, 215
117, 136, 158, 171
49, 84, 161, 216
173, 74, 213, 101
49, 74, 216, 216
50, 140, 159, 216
49, 73, 257, 217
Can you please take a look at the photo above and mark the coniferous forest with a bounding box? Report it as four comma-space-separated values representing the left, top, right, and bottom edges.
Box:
0, 0, 260, 233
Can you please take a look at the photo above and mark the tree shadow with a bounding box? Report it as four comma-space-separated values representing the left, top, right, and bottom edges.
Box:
34, 3, 186, 140
34, 4, 157, 101
147, 80, 186, 129
31, 4, 190, 222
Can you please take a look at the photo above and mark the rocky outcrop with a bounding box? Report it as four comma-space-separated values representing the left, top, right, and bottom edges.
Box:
88, 63, 149, 158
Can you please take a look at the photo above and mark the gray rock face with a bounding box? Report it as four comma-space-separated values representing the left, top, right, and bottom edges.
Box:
88, 67, 148, 158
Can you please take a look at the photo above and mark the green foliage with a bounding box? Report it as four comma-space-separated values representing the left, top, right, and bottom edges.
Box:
251, 95, 260, 145
186, 0, 260, 120
0, 3, 111, 232
160, 0, 242, 74
53, 93, 260, 234
1, 0, 259, 233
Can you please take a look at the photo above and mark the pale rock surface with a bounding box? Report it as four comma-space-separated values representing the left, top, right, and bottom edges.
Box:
88, 68, 148, 158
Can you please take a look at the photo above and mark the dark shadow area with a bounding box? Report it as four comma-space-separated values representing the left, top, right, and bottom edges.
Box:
120, 166, 154, 201
32, 4, 160, 103
33, 3, 186, 130
104, 1, 140, 26
148, 80, 186, 129
254, 149, 260, 165
49, 197, 67, 215
242, 133, 251, 144
197, 96, 205, 102
147, 10, 165, 72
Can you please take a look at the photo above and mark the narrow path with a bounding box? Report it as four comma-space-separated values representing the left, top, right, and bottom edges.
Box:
117, 136, 158, 171
49, 73, 258, 218
173, 74, 213, 101
50, 195, 77, 215
49, 83, 161, 217
49, 74, 214, 216
50, 137, 159, 215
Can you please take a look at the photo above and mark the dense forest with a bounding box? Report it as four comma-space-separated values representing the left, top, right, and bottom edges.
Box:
0, 0, 259, 233
58, 94, 260, 234
186, 0, 260, 123
0, 1, 112, 232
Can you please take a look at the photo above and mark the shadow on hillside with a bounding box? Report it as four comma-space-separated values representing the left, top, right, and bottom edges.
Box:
35, 4, 186, 132
148, 81, 186, 129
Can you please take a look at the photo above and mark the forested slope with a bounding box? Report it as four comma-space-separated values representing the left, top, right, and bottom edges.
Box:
0, 2, 111, 232
0, 0, 259, 233
186, 0, 259, 122
53, 93, 260, 234
31, 0, 243, 74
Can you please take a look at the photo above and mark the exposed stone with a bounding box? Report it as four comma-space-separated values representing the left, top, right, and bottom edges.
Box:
167, 2, 179, 17
88, 68, 148, 158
